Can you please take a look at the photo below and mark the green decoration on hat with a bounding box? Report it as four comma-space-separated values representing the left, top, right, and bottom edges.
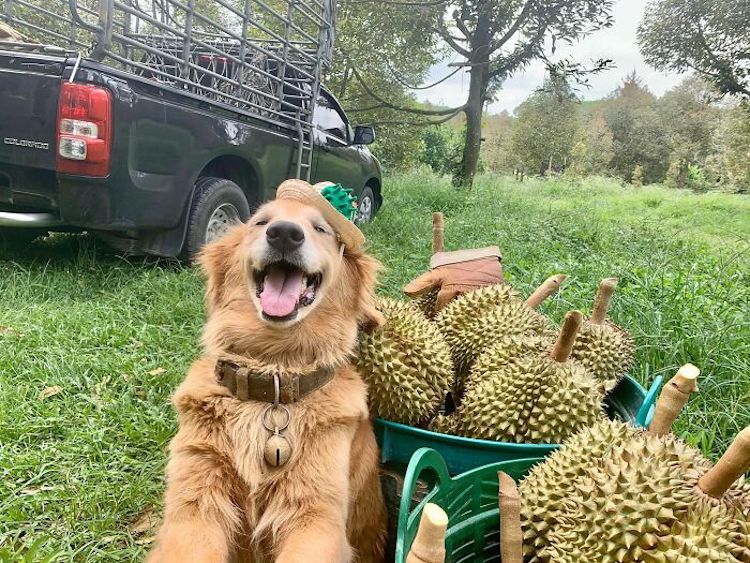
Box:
320, 184, 358, 221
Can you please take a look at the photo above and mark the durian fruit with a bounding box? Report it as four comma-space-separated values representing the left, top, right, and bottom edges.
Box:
519, 365, 701, 561
427, 413, 458, 435
519, 419, 640, 561
455, 311, 606, 443
435, 274, 564, 377
357, 298, 453, 425
571, 277, 635, 391
413, 288, 440, 320
543, 427, 750, 563
520, 366, 750, 563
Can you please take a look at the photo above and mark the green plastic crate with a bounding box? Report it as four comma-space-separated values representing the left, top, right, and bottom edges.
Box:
395, 447, 545, 563
376, 374, 662, 475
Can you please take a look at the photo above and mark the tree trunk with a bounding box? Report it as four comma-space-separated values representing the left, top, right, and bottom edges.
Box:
456, 14, 491, 188
338, 63, 351, 100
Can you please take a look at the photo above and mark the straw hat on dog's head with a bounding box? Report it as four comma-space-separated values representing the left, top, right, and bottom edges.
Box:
275, 179, 365, 250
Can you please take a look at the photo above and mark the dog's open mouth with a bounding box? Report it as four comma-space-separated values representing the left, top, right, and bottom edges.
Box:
253, 261, 323, 321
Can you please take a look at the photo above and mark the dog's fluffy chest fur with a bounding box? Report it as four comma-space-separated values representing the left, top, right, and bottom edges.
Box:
171, 357, 371, 552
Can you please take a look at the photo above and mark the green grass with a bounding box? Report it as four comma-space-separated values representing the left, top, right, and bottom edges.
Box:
1, 171, 749, 560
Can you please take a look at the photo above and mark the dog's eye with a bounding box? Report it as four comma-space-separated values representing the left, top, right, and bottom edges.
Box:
255, 219, 269, 226
314, 225, 328, 234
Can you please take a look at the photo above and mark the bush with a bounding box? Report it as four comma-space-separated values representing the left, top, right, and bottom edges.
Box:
687, 163, 709, 192
418, 125, 462, 176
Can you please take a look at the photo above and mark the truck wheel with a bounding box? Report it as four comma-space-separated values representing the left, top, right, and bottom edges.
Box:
182, 177, 250, 260
355, 186, 377, 225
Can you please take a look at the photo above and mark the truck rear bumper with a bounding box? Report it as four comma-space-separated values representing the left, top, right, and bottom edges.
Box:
0, 211, 64, 228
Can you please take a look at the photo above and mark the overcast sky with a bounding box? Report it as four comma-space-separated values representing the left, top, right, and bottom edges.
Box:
414, 0, 686, 115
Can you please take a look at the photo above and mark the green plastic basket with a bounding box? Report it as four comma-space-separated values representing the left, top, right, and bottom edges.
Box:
376, 374, 662, 475
395, 447, 545, 563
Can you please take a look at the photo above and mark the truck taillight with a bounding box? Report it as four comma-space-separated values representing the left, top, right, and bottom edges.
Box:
56, 83, 112, 177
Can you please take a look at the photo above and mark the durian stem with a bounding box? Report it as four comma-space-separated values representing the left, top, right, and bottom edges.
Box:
698, 426, 750, 498
406, 503, 448, 563
648, 364, 700, 436
432, 212, 445, 254
590, 277, 618, 325
549, 311, 583, 363
524, 274, 567, 310
498, 471, 523, 563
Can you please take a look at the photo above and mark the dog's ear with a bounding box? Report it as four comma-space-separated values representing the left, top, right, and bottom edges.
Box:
348, 249, 385, 331
198, 226, 246, 315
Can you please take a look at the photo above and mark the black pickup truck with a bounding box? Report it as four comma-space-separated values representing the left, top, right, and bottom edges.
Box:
0, 0, 381, 258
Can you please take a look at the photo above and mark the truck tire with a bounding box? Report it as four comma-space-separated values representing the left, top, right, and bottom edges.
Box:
355, 186, 377, 225
182, 177, 250, 260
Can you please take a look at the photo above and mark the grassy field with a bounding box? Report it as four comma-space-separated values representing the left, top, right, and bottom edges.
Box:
1, 172, 749, 560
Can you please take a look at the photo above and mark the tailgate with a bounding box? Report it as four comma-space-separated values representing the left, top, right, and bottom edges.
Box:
0, 51, 65, 171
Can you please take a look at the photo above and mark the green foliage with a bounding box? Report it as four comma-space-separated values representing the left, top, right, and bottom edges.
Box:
631, 165, 644, 187
604, 72, 670, 183
326, 0, 443, 171
570, 107, 614, 176
510, 77, 579, 175
480, 111, 515, 173
419, 125, 462, 176
717, 104, 750, 192
687, 163, 709, 192
638, 0, 750, 98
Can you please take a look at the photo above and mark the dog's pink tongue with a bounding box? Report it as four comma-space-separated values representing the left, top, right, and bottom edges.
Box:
260, 267, 304, 317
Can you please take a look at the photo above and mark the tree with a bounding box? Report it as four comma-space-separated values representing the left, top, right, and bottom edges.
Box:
716, 104, 750, 192
604, 72, 670, 183
348, 0, 614, 187
481, 110, 516, 172
510, 77, 579, 175
657, 76, 720, 188
435, 0, 613, 186
638, 0, 750, 98
570, 105, 614, 176
327, 0, 444, 169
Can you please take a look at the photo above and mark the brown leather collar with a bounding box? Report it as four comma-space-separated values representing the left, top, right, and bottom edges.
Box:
215, 356, 335, 404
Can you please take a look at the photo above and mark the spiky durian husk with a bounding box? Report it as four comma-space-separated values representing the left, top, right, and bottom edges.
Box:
357, 298, 453, 425
412, 288, 439, 320
648, 499, 750, 562
571, 319, 635, 391
455, 349, 605, 443
542, 433, 710, 562
427, 413, 458, 435
520, 420, 638, 562
460, 333, 553, 394
521, 420, 750, 563
435, 285, 556, 374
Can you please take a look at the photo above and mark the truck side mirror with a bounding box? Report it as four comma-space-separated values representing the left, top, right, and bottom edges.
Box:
353, 125, 375, 145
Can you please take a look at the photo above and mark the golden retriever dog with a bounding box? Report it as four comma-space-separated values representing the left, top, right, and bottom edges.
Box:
147, 185, 387, 562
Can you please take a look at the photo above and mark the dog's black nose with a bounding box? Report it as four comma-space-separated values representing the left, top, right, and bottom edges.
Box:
266, 221, 305, 253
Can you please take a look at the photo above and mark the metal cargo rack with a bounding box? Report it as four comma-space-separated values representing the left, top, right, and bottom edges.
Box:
1, 0, 336, 180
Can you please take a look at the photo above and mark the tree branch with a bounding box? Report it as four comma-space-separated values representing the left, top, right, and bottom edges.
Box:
489, 26, 546, 79
452, 9, 473, 43
342, 0, 447, 5
434, 20, 471, 58
385, 61, 463, 90
366, 107, 466, 126
350, 66, 466, 115
488, 0, 535, 54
